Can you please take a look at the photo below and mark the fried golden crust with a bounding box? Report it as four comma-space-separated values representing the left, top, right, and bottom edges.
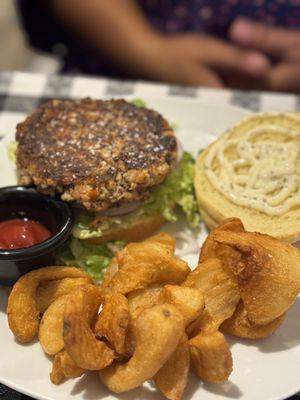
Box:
39, 295, 68, 355
189, 331, 233, 383
16, 99, 177, 212
221, 301, 287, 339
99, 304, 184, 393
102, 238, 190, 295
50, 350, 85, 385
154, 334, 190, 400
7, 266, 91, 343
36, 276, 93, 313
94, 293, 129, 355
213, 230, 300, 325
63, 284, 115, 370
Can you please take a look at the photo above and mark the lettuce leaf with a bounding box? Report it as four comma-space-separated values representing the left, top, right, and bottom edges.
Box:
130, 98, 147, 108
7, 141, 18, 163
56, 237, 125, 282
73, 152, 201, 240
144, 152, 200, 227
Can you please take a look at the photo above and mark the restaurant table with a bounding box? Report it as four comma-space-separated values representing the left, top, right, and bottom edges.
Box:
0, 70, 300, 400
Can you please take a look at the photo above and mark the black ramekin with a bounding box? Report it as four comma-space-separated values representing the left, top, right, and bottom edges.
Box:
0, 186, 73, 285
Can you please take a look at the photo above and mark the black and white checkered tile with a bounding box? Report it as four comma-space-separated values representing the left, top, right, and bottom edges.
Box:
0, 71, 299, 121
0, 71, 300, 400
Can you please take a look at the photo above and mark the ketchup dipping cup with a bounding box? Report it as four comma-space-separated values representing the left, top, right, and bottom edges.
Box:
0, 186, 73, 285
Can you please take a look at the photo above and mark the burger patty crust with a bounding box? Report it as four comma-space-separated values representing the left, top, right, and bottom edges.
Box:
16, 98, 177, 212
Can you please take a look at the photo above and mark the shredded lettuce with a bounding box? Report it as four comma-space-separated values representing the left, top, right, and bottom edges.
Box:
130, 98, 147, 108
72, 208, 145, 240
73, 152, 201, 240
144, 152, 200, 227
56, 237, 125, 282
8, 141, 18, 163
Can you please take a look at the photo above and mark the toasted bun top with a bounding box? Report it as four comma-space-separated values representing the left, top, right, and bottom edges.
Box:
195, 113, 300, 242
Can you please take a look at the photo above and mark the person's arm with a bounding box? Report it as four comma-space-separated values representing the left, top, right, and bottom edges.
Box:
51, 0, 270, 86
50, 0, 161, 76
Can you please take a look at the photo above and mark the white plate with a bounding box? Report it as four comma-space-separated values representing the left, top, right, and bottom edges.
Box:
1, 96, 300, 400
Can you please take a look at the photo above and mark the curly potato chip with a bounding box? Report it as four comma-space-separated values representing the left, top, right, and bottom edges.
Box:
189, 331, 232, 383
50, 350, 85, 384
127, 286, 164, 320
94, 293, 129, 355
163, 285, 204, 327
102, 233, 176, 291
154, 334, 190, 400
213, 230, 300, 325
222, 301, 287, 339
37, 277, 92, 313
39, 295, 68, 355
63, 284, 115, 370
145, 232, 176, 252
199, 218, 244, 267
7, 266, 91, 343
99, 304, 184, 393
103, 240, 189, 295
183, 258, 239, 333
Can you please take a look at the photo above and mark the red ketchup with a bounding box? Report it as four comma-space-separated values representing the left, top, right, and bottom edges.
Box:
0, 218, 51, 250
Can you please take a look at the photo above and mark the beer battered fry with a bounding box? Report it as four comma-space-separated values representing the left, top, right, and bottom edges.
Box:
154, 334, 190, 400
127, 286, 164, 320
63, 284, 115, 370
222, 301, 287, 339
39, 295, 68, 355
94, 293, 129, 355
104, 240, 189, 295
50, 350, 85, 385
199, 217, 245, 264
214, 230, 300, 325
183, 258, 240, 333
99, 304, 184, 393
189, 331, 232, 383
7, 266, 91, 343
163, 285, 204, 327
37, 277, 92, 313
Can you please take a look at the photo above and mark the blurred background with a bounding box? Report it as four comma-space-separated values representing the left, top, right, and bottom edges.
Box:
1, 0, 300, 93
0, 0, 59, 73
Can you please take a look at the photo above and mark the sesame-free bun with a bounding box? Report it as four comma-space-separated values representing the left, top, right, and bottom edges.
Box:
85, 214, 166, 244
195, 113, 300, 242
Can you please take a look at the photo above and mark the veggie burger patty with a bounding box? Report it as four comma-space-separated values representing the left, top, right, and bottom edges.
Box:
16, 98, 177, 212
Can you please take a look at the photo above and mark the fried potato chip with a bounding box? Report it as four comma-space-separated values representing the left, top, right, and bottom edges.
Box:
145, 232, 176, 252
39, 295, 68, 355
103, 240, 189, 295
102, 257, 119, 290
102, 233, 176, 292
50, 350, 85, 384
37, 277, 92, 313
154, 334, 190, 400
199, 218, 244, 265
221, 301, 287, 339
213, 230, 300, 325
183, 258, 239, 333
7, 266, 91, 343
163, 285, 204, 327
99, 304, 184, 393
63, 284, 115, 370
94, 293, 129, 355
127, 286, 164, 320
189, 331, 232, 382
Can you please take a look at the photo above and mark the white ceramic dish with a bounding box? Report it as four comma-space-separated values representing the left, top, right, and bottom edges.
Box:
0, 96, 299, 400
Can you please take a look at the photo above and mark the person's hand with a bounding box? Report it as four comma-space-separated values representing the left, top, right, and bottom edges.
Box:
229, 18, 300, 92
135, 34, 270, 87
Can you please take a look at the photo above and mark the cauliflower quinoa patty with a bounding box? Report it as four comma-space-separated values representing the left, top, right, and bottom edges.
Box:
16, 98, 177, 212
